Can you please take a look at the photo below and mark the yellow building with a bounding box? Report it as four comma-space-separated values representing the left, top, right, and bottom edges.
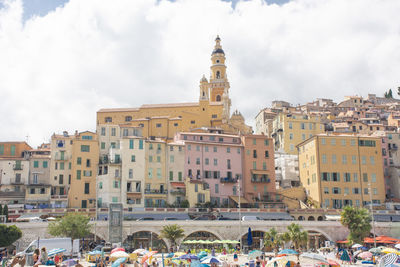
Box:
144, 140, 168, 207
68, 131, 99, 208
298, 134, 386, 209
96, 36, 251, 143
184, 178, 210, 208
273, 112, 325, 154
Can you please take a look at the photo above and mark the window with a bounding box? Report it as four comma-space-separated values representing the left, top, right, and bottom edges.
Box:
213, 146, 217, 152
322, 154, 327, 164
205, 146, 209, 152
288, 122, 292, 129
111, 128, 116, 136
352, 155, 357, 164
84, 183, 90, 194
76, 170, 81, 180
332, 154, 337, 164
309, 123, 313, 130
77, 157, 82, 165
361, 156, 366, 165
350, 139, 355, 146
111, 142, 116, 148
125, 116, 132, 122
114, 181, 120, 188
149, 156, 153, 162
290, 144, 294, 151
81, 145, 90, 152
33, 161, 39, 168
212, 114, 217, 118
156, 123, 162, 128
196, 158, 200, 165
359, 140, 376, 147
263, 162, 267, 170
59, 174, 64, 184
178, 172, 182, 181
227, 159, 231, 169
112, 197, 118, 203
169, 171, 173, 181
363, 173, 368, 182
253, 150, 257, 158
129, 169, 133, 179
332, 187, 341, 194
344, 187, 349, 195
373, 188, 378, 195
190, 120, 195, 124
324, 187, 329, 194
60, 162, 65, 170
43, 161, 48, 168
289, 133, 293, 140
331, 139, 336, 145
321, 138, 326, 145
157, 156, 161, 163
301, 123, 305, 130
170, 155, 174, 163
324, 199, 330, 208
157, 168, 161, 178
139, 140, 143, 149
148, 168, 153, 178
195, 184, 198, 193
227, 147, 230, 153
129, 139, 134, 149
371, 173, 376, 182
187, 144, 191, 151
86, 159, 91, 167
370, 156, 375, 165
131, 155, 136, 162
312, 173, 316, 183
265, 150, 269, 158
213, 159, 218, 166
341, 140, 346, 146
157, 144, 161, 151
101, 127, 106, 136
342, 155, 347, 164
332, 172, 340, 182
353, 173, 358, 182
252, 161, 257, 169
322, 172, 330, 181
105, 117, 112, 123
302, 134, 305, 140
215, 184, 219, 194
205, 158, 209, 165
264, 139, 269, 146
344, 173, 351, 182
238, 148, 241, 154
253, 139, 257, 145
196, 145, 200, 151
100, 142, 105, 149
0, 144, 4, 155
10, 145, 16, 156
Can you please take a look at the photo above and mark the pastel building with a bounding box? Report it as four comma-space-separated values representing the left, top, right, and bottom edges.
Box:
166, 142, 186, 206
241, 135, 276, 206
176, 132, 243, 207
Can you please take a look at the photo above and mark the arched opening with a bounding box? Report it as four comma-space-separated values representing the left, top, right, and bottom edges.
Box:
298, 216, 305, 221
181, 231, 220, 250
241, 230, 264, 251
307, 230, 330, 250
317, 216, 324, 221
216, 95, 221, 102
123, 231, 167, 253
308, 216, 315, 221
216, 71, 220, 79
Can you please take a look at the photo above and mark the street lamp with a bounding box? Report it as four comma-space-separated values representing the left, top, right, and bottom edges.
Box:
238, 179, 242, 252
368, 183, 377, 248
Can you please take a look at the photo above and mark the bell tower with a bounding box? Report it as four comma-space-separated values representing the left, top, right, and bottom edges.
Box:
209, 35, 231, 123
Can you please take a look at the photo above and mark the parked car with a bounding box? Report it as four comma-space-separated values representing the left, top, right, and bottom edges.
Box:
136, 217, 155, 221
164, 217, 178, 221
241, 216, 263, 221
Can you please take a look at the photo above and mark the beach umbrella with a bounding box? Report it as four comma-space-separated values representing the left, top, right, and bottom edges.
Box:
380, 253, 399, 266
370, 248, 383, 254
247, 228, 253, 247
111, 251, 130, 258
133, 248, 147, 255
166, 253, 174, 258
174, 252, 186, 257
353, 250, 363, 257
340, 249, 351, 262
352, 243, 362, 249
212, 240, 221, 244
395, 244, 400, 249
48, 248, 67, 257
300, 252, 328, 263
326, 259, 340, 266
360, 246, 368, 251
141, 251, 158, 264
382, 248, 400, 255
111, 248, 125, 254
201, 256, 221, 264
358, 251, 373, 259
88, 250, 102, 255
111, 257, 127, 267
203, 240, 213, 244
179, 254, 199, 260
278, 249, 298, 255
229, 240, 240, 244
248, 250, 263, 260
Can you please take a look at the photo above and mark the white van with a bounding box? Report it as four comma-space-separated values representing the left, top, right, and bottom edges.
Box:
241, 216, 264, 221
17, 238, 79, 257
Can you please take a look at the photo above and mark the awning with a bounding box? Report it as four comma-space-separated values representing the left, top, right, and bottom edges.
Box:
251, 170, 270, 175
229, 195, 249, 204
170, 182, 186, 188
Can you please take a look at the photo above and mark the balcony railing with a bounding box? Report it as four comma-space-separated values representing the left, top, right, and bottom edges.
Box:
127, 190, 142, 194
11, 179, 23, 185
13, 164, 23, 170
144, 189, 168, 195
99, 157, 122, 165
54, 153, 70, 161
251, 178, 271, 183
220, 177, 237, 183
51, 195, 68, 199
170, 189, 186, 195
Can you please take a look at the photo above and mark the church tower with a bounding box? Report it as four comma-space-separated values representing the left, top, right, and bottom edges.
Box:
209, 35, 231, 123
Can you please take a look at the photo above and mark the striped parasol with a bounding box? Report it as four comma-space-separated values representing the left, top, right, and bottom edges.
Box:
340, 249, 351, 262
48, 248, 67, 257
379, 253, 399, 267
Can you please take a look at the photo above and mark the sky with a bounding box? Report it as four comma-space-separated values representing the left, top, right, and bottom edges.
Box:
1, 0, 400, 147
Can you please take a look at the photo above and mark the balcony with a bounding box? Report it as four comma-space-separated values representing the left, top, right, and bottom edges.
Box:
144, 189, 168, 195
220, 177, 238, 183
170, 189, 186, 195
99, 157, 122, 165
54, 153, 70, 161
51, 195, 68, 200
251, 178, 271, 183
13, 164, 23, 170
11, 179, 23, 185
127, 190, 142, 195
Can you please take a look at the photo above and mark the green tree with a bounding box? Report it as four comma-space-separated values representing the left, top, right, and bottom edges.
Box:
397, 87, 400, 97
0, 204, 3, 216
264, 228, 284, 252
340, 206, 371, 244
180, 200, 189, 208
48, 213, 91, 254
0, 224, 22, 247
159, 224, 185, 251
384, 89, 393, 98
3, 205, 8, 222
282, 223, 308, 250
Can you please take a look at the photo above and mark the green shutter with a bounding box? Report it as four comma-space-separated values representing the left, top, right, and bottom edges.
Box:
43, 161, 48, 168
77, 157, 81, 165
77, 170, 81, 180
0, 145, 4, 155
34, 161, 39, 168
139, 140, 143, 149
129, 139, 134, 149
10, 145, 16, 156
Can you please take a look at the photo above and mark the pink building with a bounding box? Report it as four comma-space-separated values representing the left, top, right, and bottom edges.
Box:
175, 132, 243, 207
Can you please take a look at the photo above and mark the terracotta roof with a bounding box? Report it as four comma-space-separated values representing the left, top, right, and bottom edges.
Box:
141, 102, 198, 108
98, 107, 140, 112
170, 182, 186, 188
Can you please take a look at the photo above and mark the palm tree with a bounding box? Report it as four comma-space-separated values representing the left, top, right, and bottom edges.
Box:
264, 228, 284, 252
160, 224, 185, 251
340, 206, 371, 244
284, 223, 308, 250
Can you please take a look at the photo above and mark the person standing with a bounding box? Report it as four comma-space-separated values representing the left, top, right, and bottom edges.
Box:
40, 247, 48, 265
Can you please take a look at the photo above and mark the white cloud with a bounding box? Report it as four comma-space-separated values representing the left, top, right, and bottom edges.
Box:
1, 0, 400, 146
